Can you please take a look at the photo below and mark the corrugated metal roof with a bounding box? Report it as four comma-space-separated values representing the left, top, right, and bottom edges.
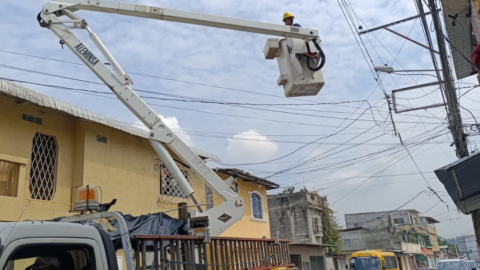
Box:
441, 0, 477, 80
0, 79, 220, 162
434, 150, 480, 214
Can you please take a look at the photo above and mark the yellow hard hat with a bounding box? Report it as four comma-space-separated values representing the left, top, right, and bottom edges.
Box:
283, 12, 294, 21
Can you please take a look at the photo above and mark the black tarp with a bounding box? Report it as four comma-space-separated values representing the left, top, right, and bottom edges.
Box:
54, 212, 188, 250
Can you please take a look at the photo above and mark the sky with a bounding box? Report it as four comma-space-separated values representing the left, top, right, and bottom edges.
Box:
1, 0, 478, 239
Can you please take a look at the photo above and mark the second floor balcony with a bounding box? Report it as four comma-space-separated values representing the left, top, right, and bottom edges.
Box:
396, 224, 429, 236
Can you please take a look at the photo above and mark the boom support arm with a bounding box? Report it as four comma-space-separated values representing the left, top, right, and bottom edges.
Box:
42, 0, 319, 40
39, 0, 319, 237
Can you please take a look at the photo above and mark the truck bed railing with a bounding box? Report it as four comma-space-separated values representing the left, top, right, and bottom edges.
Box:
134, 235, 293, 270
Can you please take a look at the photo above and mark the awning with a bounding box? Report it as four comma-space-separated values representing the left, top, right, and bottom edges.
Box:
416, 254, 428, 261
421, 248, 434, 257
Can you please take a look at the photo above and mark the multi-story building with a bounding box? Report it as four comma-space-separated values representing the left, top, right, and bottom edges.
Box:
268, 191, 337, 270
340, 210, 440, 270
419, 217, 440, 252
457, 235, 480, 261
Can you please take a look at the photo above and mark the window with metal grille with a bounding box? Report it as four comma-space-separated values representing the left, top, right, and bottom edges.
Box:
250, 191, 264, 220
312, 216, 322, 235
344, 239, 351, 246
159, 162, 192, 198
290, 255, 302, 270
310, 256, 325, 270
0, 160, 20, 197
394, 218, 405, 225
205, 184, 213, 210
29, 133, 58, 201
96, 135, 107, 143
22, 113, 42, 124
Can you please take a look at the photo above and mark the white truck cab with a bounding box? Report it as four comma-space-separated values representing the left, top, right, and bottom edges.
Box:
0, 222, 119, 270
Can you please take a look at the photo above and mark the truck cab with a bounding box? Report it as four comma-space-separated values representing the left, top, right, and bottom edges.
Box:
0, 222, 119, 270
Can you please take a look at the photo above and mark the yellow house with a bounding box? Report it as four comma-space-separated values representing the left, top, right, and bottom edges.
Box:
213, 168, 279, 238
0, 79, 278, 238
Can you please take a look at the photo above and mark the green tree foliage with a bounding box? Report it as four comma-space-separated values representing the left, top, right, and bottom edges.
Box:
437, 236, 448, 246
320, 199, 342, 255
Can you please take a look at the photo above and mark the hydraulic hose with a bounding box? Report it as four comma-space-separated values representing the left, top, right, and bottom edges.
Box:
306, 40, 325, 71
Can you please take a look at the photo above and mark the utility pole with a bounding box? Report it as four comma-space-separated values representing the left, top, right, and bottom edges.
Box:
416, 0, 469, 159
417, 0, 480, 254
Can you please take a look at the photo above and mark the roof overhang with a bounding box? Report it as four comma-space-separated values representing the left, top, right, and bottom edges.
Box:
424, 216, 440, 224
214, 168, 280, 190
440, 0, 477, 79
0, 79, 220, 162
434, 150, 480, 214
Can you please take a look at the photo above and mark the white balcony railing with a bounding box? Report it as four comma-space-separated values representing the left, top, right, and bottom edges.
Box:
401, 242, 422, 254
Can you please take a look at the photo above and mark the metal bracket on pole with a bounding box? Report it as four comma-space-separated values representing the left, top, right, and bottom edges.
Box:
383, 27, 439, 54
391, 81, 446, 113
358, 11, 437, 35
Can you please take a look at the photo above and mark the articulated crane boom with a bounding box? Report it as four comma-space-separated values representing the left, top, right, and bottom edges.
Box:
38, 0, 324, 236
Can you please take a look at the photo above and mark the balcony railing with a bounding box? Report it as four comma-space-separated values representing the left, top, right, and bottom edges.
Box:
397, 224, 429, 236
401, 242, 421, 254
134, 235, 293, 270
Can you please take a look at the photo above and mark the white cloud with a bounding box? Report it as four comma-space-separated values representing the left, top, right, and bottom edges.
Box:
225, 130, 279, 163
133, 114, 193, 146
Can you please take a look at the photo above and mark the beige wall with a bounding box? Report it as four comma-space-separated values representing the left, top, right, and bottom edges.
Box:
0, 94, 269, 239
0, 94, 205, 220
0, 96, 75, 220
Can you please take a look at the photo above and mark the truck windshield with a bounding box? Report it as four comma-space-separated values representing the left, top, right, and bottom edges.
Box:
351, 257, 381, 270
467, 261, 477, 269
437, 262, 469, 270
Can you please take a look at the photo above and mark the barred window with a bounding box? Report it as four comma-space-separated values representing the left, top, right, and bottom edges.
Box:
312, 216, 322, 235
394, 218, 405, 225
160, 162, 192, 199
250, 191, 264, 220
205, 184, 214, 210
0, 160, 20, 197
96, 135, 107, 143
29, 133, 58, 201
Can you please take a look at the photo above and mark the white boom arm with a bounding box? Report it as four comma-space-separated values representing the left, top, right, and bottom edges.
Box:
38, 0, 320, 237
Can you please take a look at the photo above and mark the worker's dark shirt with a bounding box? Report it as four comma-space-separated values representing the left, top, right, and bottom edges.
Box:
291, 23, 301, 27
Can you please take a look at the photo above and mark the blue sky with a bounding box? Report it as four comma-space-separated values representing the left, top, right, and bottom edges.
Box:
1, 0, 478, 238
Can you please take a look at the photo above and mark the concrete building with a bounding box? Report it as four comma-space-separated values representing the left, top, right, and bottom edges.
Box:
340, 210, 440, 270
438, 245, 457, 260
0, 79, 278, 239
457, 235, 480, 261
268, 191, 337, 270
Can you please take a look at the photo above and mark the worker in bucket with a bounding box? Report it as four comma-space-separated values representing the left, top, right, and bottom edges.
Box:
283, 12, 301, 27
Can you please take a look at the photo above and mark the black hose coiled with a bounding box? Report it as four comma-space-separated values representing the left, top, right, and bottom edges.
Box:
306, 40, 325, 71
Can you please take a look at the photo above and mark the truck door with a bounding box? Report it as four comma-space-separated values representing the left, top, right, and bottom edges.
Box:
0, 238, 108, 270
